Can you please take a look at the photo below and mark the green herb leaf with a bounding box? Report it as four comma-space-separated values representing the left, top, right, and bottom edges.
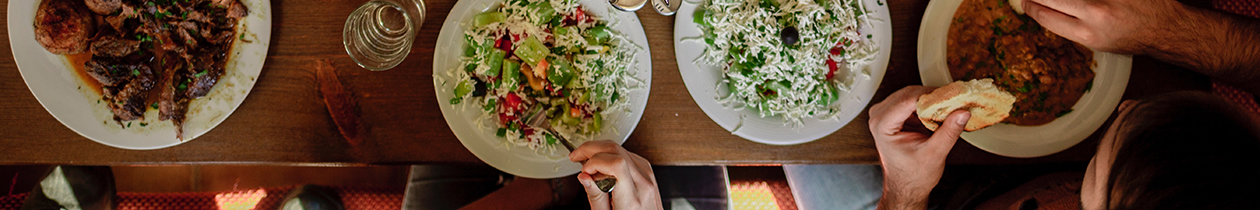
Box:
194, 70, 208, 77
132, 69, 140, 76
545, 133, 557, 145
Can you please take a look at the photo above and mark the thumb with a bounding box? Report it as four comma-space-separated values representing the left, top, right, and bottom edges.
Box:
578, 173, 612, 210
927, 110, 970, 148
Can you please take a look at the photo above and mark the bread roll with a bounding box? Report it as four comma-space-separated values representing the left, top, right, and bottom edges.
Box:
916, 79, 1016, 132
1010, 0, 1026, 14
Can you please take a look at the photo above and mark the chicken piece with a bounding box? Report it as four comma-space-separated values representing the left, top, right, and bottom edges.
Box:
34, 0, 95, 54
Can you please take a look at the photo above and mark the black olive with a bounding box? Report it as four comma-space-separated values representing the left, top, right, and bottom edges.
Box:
471, 77, 488, 97
781, 26, 799, 45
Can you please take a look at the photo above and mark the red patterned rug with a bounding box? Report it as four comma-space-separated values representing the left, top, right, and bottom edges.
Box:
0, 185, 404, 210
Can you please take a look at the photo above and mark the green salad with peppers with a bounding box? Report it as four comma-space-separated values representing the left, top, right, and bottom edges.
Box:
447, 0, 641, 151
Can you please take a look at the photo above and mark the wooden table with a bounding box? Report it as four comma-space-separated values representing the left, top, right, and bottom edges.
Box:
0, 0, 1208, 165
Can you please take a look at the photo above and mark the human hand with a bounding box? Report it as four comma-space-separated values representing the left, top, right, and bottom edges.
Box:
1019, 0, 1202, 54
868, 86, 970, 210
569, 140, 663, 210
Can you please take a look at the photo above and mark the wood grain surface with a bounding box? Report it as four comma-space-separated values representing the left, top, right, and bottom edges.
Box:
0, 0, 1208, 165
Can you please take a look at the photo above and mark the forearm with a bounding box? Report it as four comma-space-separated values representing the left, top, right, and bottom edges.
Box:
876, 181, 930, 210
877, 192, 928, 210
1145, 6, 1260, 94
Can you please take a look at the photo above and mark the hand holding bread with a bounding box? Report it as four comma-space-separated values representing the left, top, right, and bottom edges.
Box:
916, 79, 1016, 132
868, 86, 971, 209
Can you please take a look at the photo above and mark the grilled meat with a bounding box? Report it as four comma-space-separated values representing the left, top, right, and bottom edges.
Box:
84, 56, 141, 86
89, 28, 140, 57
35, 0, 95, 54
85, 0, 122, 15
37, 0, 249, 138
104, 64, 156, 121
185, 50, 226, 97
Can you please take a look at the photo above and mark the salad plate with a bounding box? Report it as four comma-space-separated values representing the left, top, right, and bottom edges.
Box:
434, 0, 651, 178
673, 0, 893, 145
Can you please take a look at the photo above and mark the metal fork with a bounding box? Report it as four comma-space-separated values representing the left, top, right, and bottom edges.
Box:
524, 106, 617, 193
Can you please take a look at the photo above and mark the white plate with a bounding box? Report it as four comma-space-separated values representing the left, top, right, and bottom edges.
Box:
434, 0, 651, 179
673, 0, 893, 145
916, 0, 1131, 157
8, 0, 272, 150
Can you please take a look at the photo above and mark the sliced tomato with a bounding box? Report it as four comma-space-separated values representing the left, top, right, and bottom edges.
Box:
504, 94, 523, 111
498, 112, 512, 125
572, 7, 587, 23
826, 59, 838, 80
496, 34, 513, 53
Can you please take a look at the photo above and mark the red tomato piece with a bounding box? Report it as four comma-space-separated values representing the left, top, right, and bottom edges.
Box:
826, 59, 838, 80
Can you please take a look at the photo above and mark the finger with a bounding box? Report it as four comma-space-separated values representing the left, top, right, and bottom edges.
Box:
1026, 0, 1089, 16
581, 153, 629, 177
1118, 100, 1138, 111
1024, 1, 1091, 43
577, 173, 612, 210
570, 140, 619, 162
871, 86, 935, 136
926, 110, 970, 154
627, 153, 656, 183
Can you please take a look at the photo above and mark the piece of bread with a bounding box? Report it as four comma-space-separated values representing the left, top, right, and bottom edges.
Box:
916, 79, 1016, 132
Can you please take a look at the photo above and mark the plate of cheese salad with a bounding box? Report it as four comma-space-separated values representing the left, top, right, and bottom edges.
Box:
674, 0, 892, 145
435, 0, 650, 178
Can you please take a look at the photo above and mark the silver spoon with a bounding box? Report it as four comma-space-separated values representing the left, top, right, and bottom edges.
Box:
524, 106, 617, 193
650, 0, 683, 16
609, 0, 647, 12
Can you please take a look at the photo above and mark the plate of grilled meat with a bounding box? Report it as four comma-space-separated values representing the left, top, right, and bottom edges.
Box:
9, 0, 271, 149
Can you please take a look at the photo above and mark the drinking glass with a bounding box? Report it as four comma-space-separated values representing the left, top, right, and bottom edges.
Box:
344, 0, 426, 71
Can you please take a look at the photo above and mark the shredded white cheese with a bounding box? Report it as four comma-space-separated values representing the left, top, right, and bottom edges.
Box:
692, 0, 878, 126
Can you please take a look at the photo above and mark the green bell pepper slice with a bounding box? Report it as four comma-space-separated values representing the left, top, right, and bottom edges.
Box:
473, 12, 505, 28
501, 59, 522, 91
516, 37, 548, 66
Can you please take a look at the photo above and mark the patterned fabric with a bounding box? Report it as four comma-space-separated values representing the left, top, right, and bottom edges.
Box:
0, 193, 24, 210
1213, 0, 1260, 18
730, 180, 798, 210
0, 186, 405, 210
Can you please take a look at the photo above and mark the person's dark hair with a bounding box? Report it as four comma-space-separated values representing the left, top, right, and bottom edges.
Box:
1106, 91, 1260, 209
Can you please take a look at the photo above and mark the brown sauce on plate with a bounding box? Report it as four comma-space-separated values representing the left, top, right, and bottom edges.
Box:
65, 53, 103, 95
947, 0, 1096, 125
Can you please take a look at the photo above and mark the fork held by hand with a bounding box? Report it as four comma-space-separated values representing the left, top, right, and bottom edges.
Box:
526, 106, 617, 193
